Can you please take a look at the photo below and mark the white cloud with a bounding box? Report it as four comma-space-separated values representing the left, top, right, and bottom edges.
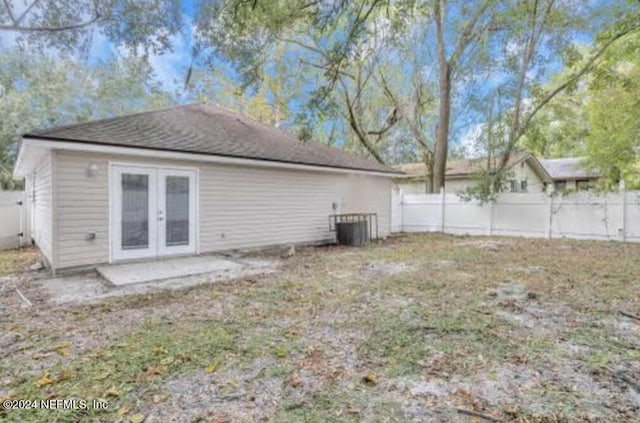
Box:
85, 24, 192, 93
0, 30, 19, 51
457, 123, 485, 158
147, 30, 192, 92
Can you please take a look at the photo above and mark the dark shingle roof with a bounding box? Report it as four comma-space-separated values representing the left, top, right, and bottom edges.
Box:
26, 104, 399, 174
538, 158, 599, 180
396, 153, 527, 178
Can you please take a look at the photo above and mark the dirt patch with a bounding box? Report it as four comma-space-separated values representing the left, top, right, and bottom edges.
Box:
2, 235, 640, 422
358, 260, 414, 280
458, 239, 512, 251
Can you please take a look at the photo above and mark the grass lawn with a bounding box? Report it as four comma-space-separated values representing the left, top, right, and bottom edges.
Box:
1, 234, 639, 422
0, 247, 39, 278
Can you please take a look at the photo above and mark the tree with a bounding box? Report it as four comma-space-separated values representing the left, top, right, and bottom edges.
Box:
493, 1, 640, 175
194, 0, 414, 161
0, 0, 184, 54
0, 48, 173, 187
431, 0, 498, 191
583, 32, 640, 189
459, 0, 640, 199
186, 45, 302, 130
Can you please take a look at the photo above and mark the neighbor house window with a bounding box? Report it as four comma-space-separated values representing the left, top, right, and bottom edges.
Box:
509, 180, 518, 192
576, 180, 592, 191
520, 180, 528, 192
554, 181, 567, 192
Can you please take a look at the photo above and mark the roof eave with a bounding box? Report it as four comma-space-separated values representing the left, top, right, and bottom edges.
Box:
17, 136, 403, 178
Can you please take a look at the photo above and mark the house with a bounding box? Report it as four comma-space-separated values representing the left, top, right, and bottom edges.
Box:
12, 104, 400, 271
538, 157, 600, 191
395, 153, 552, 194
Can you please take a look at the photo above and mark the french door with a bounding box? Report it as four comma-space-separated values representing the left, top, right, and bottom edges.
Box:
111, 165, 197, 262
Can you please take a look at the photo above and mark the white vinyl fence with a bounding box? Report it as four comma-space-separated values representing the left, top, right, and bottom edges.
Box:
391, 186, 640, 243
0, 191, 27, 251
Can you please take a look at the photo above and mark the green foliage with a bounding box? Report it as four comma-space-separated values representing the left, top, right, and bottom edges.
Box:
0, 49, 173, 186
524, 30, 640, 190
194, 0, 433, 163
584, 32, 640, 189
522, 91, 589, 159
0, 0, 183, 54
457, 169, 513, 204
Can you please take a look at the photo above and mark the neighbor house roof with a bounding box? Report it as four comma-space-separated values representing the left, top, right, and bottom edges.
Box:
396, 153, 551, 182
22, 104, 399, 175
538, 157, 599, 180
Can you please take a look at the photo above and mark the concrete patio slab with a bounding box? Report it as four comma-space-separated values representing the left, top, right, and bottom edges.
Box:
39, 256, 280, 304
97, 255, 244, 286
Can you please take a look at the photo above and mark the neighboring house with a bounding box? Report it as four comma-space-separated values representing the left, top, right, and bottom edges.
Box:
12, 104, 400, 271
538, 157, 601, 192
395, 153, 552, 194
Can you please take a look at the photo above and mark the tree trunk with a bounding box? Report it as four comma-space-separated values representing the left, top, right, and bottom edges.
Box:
433, 64, 451, 191
425, 168, 434, 193
422, 149, 435, 193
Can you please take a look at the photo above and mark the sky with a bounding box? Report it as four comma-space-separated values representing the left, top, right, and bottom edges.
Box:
0, 0, 629, 160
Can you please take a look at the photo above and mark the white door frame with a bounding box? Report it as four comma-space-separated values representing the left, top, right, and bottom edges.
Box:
110, 165, 158, 261
157, 168, 197, 257
109, 162, 199, 263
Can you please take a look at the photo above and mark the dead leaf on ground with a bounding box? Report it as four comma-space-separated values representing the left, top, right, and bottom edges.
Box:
347, 404, 361, 415
153, 347, 168, 355
96, 371, 111, 380
143, 365, 165, 377
130, 413, 145, 423
105, 387, 120, 397
152, 393, 171, 404
161, 356, 175, 365
287, 375, 303, 388
362, 372, 378, 385
36, 373, 56, 387
117, 405, 131, 417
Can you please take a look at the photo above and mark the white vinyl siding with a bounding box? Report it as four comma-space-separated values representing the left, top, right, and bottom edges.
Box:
55, 151, 109, 268
53, 150, 391, 269
31, 153, 54, 266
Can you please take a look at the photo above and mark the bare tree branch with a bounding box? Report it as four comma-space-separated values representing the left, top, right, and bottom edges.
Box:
450, 0, 493, 67
2, 0, 16, 24
518, 23, 639, 145
298, 58, 355, 80
16, 0, 41, 25
0, 0, 100, 33
338, 75, 386, 164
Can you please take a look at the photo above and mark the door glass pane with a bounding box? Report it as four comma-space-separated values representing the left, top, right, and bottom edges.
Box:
122, 174, 149, 249
166, 176, 189, 246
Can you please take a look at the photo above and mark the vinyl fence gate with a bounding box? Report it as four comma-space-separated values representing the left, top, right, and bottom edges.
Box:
0, 191, 27, 251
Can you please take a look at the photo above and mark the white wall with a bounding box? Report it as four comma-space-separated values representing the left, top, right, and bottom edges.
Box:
0, 191, 26, 251
393, 189, 640, 243
31, 153, 54, 264
397, 159, 547, 196
52, 150, 391, 269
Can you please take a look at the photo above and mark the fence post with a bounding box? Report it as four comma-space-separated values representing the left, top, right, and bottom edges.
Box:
440, 187, 445, 233
19, 192, 25, 247
400, 189, 404, 233
546, 185, 554, 239
488, 200, 494, 236
620, 180, 627, 242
